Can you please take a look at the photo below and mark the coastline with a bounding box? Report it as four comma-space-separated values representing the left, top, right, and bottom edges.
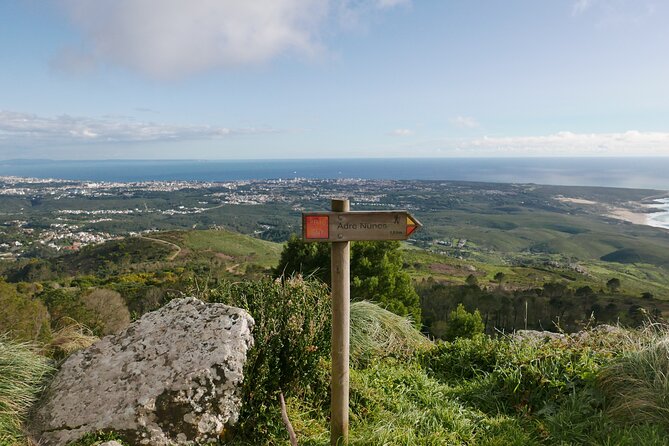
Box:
646, 198, 669, 230
606, 199, 669, 230
557, 194, 669, 230
606, 208, 650, 226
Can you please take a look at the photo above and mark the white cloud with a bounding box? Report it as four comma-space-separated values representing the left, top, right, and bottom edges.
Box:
442, 131, 669, 156
451, 116, 480, 129
390, 128, 413, 136
0, 110, 273, 146
376, 0, 410, 9
57, 0, 410, 80
572, 0, 593, 15
571, 0, 656, 25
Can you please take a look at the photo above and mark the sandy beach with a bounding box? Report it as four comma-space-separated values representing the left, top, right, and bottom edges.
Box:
556, 195, 669, 229
605, 202, 669, 230
606, 208, 650, 225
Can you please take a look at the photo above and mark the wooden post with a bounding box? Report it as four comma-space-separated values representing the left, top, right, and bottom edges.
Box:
330, 198, 350, 446
301, 203, 421, 444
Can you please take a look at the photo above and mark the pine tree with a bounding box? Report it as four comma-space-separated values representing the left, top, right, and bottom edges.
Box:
275, 237, 421, 323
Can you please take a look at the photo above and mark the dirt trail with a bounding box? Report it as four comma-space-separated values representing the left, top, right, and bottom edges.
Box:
139, 236, 182, 261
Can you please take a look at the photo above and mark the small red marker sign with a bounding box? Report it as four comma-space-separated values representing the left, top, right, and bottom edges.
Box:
305, 215, 330, 239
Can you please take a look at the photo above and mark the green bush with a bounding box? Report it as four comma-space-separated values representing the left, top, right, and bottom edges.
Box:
0, 282, 50, 342
208, 277, 331, 442
423, 333, 607, 415
0, 336, 52, 445
39, 288, 90, 330
486, 338, 603, 414
421, 334, 506, 382
274, 238, 422, 324
443, 303, 484, 341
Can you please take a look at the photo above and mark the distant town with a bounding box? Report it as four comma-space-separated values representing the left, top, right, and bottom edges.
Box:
0, 176, 418, 259
0, 175, 662, 267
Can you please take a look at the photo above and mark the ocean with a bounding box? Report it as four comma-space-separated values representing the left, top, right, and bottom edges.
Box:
648, 198, 669, 230
2, 157, 669, 190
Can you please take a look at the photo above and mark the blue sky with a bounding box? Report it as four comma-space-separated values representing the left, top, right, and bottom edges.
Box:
1, 0, 668, 159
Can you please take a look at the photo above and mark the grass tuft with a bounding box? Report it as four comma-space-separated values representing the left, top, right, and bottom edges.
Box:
45, 319, 99, 360
597, 333, 669, 429
0, 335, 52, 446
350, 301, 432, 368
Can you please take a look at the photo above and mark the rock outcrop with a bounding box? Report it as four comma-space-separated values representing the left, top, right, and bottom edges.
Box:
31, 297, 254, 446
513, 325, 625, 344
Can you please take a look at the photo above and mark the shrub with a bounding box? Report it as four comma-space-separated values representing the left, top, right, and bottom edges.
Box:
81, 289, 131, 335
39, 288, 89, 330
0, 336, 52, 445
0, 282, 50, 342
208, 277, 331, 442
423, 330, 612, 415
421, 335, 506, 382
350, 300, 432, 368
486, 337, 603, 414
274, 238, 422, 324
606, 277, 621, 293
443, 303, 484, 341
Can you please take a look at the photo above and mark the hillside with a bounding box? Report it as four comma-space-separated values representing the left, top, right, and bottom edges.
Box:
152, 229, 282, 268
2, 229, 281, 283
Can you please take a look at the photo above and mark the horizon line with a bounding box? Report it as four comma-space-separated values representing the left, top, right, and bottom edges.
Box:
5, 155, 669, 163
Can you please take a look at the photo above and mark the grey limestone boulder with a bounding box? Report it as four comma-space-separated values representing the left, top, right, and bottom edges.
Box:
512, 329, 566, 343
31, 297, 254, 446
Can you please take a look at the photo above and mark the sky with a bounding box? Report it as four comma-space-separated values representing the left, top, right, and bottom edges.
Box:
1, 0, 669, 160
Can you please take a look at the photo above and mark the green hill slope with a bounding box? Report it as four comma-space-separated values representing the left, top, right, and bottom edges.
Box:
3, 229, 281, 282
153, 229, 282, 268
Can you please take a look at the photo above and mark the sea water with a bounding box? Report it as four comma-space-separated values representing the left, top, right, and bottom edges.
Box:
2, 157, 669, 190
648, 198, 669, 230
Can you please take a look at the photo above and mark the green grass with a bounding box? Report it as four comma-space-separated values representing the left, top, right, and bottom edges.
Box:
274, 325, 669, 446
284, 360, 539, 446
0, 335, 52, 446
159, 229, 282, 268
403, 243, 669, 300
7, 286, 669, 446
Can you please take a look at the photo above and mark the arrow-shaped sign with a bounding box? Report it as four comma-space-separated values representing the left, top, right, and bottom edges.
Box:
302, 210, 422, 242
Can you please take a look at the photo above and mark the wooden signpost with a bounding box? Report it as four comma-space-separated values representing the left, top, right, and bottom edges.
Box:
302, 199, 422, 445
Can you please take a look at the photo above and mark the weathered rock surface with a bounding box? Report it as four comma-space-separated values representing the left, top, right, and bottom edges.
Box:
513, 329, 566, 343
31, 297, 254, 446
513, 325, 626, 344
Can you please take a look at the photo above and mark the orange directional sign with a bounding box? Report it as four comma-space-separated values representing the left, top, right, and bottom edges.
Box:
302, 211, 422, 242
